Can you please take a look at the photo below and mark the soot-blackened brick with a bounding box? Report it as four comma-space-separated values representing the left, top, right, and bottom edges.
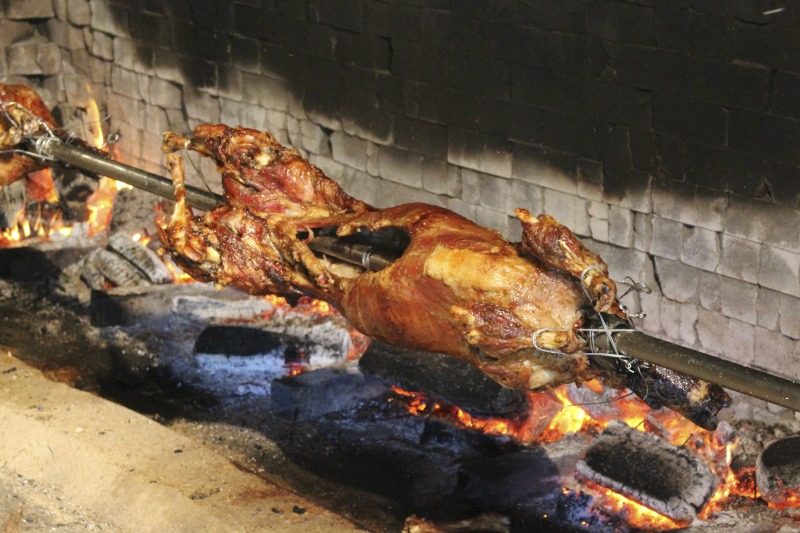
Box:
585, 0, 655, 46
189, 0, 234, 33
729, 109, 800, 167
629, 128, 659, 174
582, 80, 652, 131
230, 36, 261, 74
685, 145, 742, 191
171, 24, 230, 67
653, 91, 727, 148
686, 57, 771, 112
391, 39, 447, 85
394, 116, 448, 157
366, 1, 421, 41
606, 42, 687, 90
731, 18, 800, 73
654, 7, 733, 61
445, 52, 510, 102
536, 110, 599, 159
308, 0, 365, 32
764, 161, 800, 208
772, 71, 800, 120
335, 32, 391, 72
490, 23, 550, 68
515, 0, 586, 33
511, 65, 581, 115
129, 11, 171, 50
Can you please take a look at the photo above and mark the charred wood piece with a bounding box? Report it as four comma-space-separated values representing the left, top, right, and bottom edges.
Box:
358, 341, 527, 418
107, 232, 172, 284
84, 248, 148, 288
576, 420, 718, 523
271, 366, 389, 422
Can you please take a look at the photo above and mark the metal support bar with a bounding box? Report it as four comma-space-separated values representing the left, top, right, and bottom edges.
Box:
594, 329, 800, 412
37, 137, 221, 211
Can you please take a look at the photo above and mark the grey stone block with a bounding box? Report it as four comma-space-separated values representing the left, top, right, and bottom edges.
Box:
243, 73, 289, 112
67, 0, 90, 25
633, 212, 652, 252
448, 128, 512, 178
720, 277, 758, 325
608, 205, 634, 248
652, 178, 698, 226
779, 294, 800, 340
754, 328, 797, 380
478, 174, 511, 213
6, 0, 54, 19
149, 78, 181, 110
7, 40, 42, 75
90, 0, 129, 37
717, 234, 760, 284
91, 30, 113, 61
183, 86, 221, 124
697, 308, 727, 356
474, 207, 509, 235
660, 298, 682, 342
35, 41, 61, 75
759, 245, 800, 297
460, 168, 480, 205
639, 291, 663, 334
756, 287, 782, 330
331, 131, 368, 172
726, 195, 800, 254
421, 158, 456, 197
654, 258, 700, 303
111, 65, 144, 99
377, 145, 423, 188
681, 227, 720, 272
651, 216, 683, 261
511, 141, 578, 194
698, 272, 721, 312
542, 188, 577, 230
722, 318, 756, 366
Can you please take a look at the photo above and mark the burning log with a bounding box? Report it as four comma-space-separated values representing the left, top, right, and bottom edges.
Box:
576, 420, 719, 523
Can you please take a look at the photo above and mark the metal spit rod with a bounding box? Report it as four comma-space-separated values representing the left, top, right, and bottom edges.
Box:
593, 329, 800, 412
35, 136, 800, 412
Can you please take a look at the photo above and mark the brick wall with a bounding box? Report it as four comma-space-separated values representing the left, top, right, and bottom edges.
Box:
2, 0, 798, 415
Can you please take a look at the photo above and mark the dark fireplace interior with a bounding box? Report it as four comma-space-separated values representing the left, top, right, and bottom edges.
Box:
0, 1, 799, 531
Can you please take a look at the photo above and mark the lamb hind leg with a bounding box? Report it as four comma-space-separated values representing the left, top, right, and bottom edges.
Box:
515, 208, 620, 314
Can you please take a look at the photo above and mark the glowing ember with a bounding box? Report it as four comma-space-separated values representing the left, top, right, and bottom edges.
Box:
389, 385, 534, 440
591, 482, 682, 530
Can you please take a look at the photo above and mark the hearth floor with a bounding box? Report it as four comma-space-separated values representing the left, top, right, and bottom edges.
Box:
0, 352, 359, 533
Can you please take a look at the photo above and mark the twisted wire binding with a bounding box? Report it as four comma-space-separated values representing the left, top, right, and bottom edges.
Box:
1, 100, 61, 162
532, 266, 653, 373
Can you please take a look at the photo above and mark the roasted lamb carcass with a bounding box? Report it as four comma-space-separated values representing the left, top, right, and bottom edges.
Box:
157, 124, 730, 430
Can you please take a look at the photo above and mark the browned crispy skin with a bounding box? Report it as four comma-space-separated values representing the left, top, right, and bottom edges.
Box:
157, 123, 730, 428
0, 84, 59, 187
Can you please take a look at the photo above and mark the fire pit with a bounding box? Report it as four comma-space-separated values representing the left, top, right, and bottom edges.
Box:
2, 2, 800, 530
